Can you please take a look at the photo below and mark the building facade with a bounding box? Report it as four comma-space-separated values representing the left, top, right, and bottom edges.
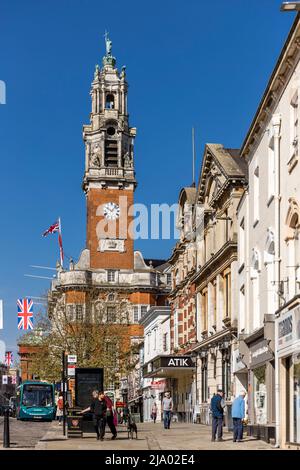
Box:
237, 14, 300, 447
139, 305, 170, 422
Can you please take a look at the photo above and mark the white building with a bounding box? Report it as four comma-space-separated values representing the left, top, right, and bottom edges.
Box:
140, 306, 170, 422
237, 14, 300, 447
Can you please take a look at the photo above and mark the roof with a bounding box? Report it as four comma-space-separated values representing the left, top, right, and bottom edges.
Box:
206, 144, 247, 177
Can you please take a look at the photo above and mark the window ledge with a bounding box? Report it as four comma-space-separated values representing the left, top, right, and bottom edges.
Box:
288, 153, 298, 174
267, 195, 274, 207
253, 219, 259, 228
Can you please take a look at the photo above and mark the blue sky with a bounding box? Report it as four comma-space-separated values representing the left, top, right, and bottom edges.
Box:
0, 0, 294, 356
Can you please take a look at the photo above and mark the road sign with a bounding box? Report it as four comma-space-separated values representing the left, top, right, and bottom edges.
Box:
67, 355, 77, 364
68, 365, 76, 377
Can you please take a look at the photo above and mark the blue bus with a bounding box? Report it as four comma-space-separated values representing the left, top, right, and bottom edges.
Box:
16, 381, 56, 421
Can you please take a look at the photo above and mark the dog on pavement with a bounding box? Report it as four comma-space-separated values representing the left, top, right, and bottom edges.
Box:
127, 415, 138, 439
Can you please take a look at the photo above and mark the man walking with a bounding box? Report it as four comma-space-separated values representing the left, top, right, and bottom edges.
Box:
232, 391, 246, 442
210, 388, 225, 442
81, 390, 107, 441
162, 392, 173, 429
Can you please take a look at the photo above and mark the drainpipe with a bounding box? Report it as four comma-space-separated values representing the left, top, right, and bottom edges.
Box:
273, 113, 281, 448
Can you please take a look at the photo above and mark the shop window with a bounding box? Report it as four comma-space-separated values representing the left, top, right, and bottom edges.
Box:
253, 365, 267, 425
221, 348, 231, 399
293, 362, 300, 443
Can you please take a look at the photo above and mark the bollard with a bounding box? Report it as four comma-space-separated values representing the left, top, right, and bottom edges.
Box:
3, 408, 10, 448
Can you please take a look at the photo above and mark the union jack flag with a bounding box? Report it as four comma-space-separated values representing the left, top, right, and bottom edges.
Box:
5, 351, 13, 367
17, 298, 34, 330
42, 221, 59, 237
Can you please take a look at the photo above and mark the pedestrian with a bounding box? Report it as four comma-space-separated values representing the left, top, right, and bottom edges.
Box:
210, 388, 225, 442
162, 392, 173, 429
232, 391, 246, 442
151, 402, 158, 424
81, 390, 107, 441
123, 404, 129, 424
101, 392, 117, 440
56, 393, 64, 425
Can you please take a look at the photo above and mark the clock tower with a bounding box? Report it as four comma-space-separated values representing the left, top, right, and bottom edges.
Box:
83, 35, 136, 270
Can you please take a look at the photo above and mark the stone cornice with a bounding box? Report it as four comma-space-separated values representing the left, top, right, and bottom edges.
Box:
192, 241, 237, 289
241, 14, 300, 160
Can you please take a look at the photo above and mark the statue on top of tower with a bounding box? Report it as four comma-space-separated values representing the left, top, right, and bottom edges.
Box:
104, 31, 112, 56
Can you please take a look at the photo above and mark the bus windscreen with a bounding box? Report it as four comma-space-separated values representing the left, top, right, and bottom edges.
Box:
22, 384, 54, 407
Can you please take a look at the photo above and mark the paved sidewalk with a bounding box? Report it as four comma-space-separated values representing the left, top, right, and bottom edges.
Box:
35, 421, 275, 450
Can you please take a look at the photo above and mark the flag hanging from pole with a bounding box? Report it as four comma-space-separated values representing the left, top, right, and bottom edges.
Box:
42, 218, 64, 267
5, 351, 13, 367
17, 298, 34, 330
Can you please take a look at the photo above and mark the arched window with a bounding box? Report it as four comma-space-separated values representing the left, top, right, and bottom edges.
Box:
105, 94, 115, 109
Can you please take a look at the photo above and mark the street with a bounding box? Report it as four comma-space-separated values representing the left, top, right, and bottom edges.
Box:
4, 420, 275, 451
0, 417, 52, 449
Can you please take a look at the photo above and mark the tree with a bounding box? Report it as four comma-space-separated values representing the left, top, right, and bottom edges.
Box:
22, 292, 142, 388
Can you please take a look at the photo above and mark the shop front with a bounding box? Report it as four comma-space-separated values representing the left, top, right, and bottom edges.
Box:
276, 300, 300, 448
143, 355, 196, 422
239, 318, 276, 443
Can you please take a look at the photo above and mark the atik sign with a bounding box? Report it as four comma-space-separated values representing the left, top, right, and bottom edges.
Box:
160, 356, 194, 368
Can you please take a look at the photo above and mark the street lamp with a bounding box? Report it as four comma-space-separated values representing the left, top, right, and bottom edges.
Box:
280, 2, 300, 11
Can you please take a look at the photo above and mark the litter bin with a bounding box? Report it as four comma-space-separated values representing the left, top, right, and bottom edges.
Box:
67, 408, 83, 437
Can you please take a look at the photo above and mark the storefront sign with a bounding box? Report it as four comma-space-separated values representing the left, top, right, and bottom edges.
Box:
160, 356, 194, 368
249, 339, 273, 368
277, 306, 300, 352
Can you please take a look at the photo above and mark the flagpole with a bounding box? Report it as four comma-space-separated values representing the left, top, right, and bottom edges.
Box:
58, 217, 64, 268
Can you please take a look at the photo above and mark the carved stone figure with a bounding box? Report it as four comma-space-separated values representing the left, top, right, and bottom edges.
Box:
90, 143, 101, 167
124, 151, 131, 168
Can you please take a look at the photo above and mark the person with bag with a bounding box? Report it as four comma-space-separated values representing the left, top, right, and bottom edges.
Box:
102, 392, 117, 440
56, 393, 64, 425
151, 402, 158, 424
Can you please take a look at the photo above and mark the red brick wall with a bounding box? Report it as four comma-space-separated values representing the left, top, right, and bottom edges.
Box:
87, 188, 134, 269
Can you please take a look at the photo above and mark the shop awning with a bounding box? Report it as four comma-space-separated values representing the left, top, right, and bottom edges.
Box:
143, 355, 196, 379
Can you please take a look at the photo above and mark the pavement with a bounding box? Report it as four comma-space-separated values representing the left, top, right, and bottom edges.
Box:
0, 417, 52, 449
33, 420, 275, 451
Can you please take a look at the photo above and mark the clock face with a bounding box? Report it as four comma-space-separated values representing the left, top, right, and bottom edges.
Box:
103, 202, 120, 220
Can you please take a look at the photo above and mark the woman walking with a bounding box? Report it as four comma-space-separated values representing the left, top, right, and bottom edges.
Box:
151, 402, 158, 424
56, 393, 64, 425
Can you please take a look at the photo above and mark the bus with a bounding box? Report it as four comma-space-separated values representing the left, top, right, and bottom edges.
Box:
16, 381, 56, 421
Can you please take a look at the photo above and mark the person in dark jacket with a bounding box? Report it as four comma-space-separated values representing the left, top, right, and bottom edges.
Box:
101, 392, 117, 440
81, 391, 107, 440
210, 389, 225, 442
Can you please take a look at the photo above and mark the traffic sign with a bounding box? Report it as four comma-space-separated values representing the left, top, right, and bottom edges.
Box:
68, 365, 76, 377
67, 355, 77, 364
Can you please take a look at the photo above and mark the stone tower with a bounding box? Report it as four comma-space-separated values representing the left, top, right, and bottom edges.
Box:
83, 35, 137, 270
